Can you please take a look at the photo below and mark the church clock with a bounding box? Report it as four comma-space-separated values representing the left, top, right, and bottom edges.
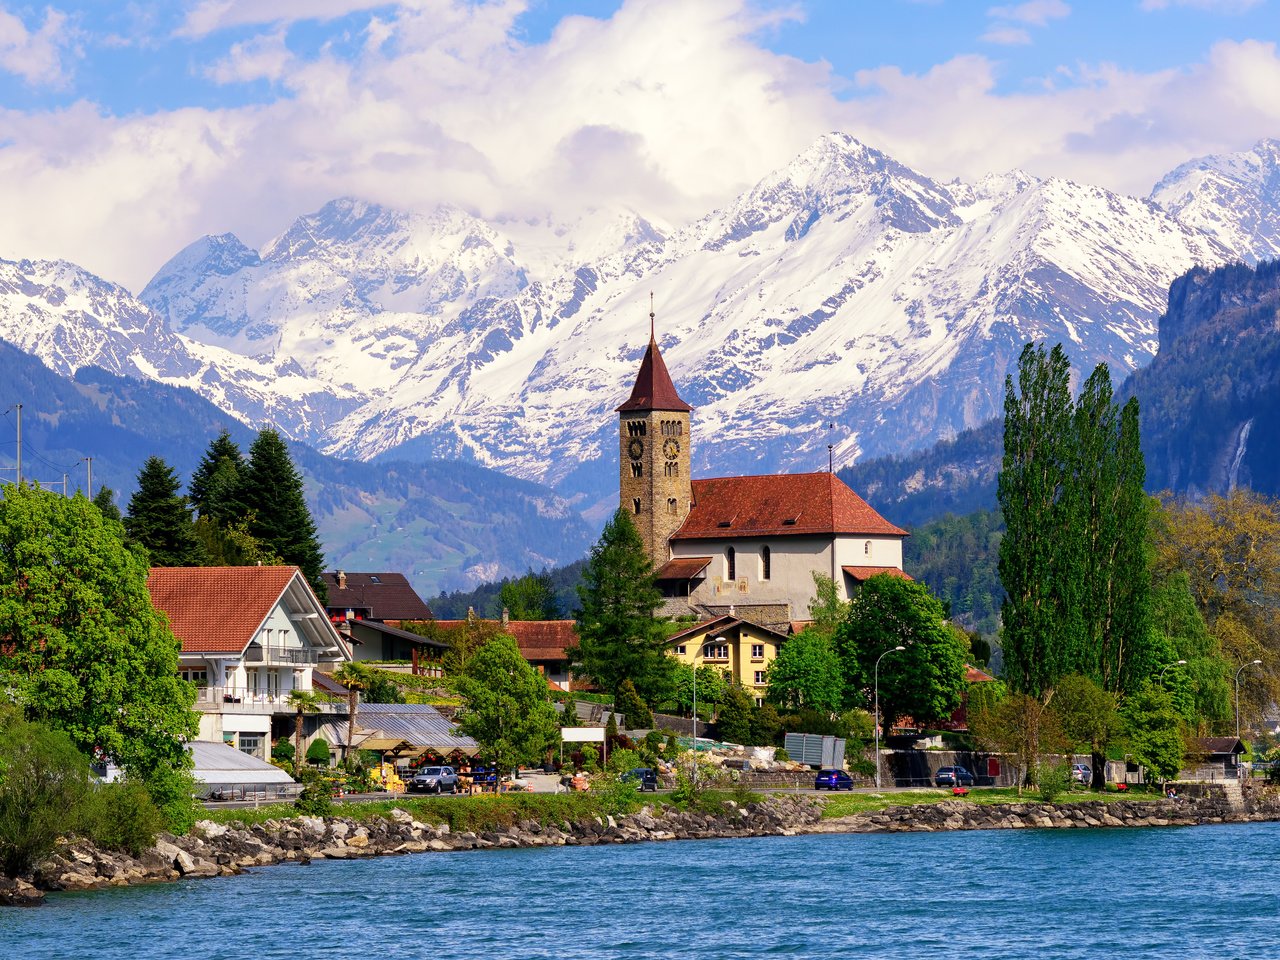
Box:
663, 438, 680, 460
628, 438, 644, 460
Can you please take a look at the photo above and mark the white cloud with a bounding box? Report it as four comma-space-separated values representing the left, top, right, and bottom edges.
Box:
206, 29, 293, 83
981, 26, 1032, 45
177, 0, 403, 38
0, 0, 1278, 293
1140, 0, 1262, 11
0, 5, 79, 87
987, 0, 1070, 25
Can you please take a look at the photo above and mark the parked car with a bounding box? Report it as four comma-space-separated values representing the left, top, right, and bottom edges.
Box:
814, 769, 855, 791
934, 766, 975, 788
621, 767, 659, 792
1072, 763, 1092, 785
408, 766, 459, 794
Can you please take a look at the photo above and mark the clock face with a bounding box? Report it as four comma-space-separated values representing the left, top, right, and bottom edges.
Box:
627, 438, 644, 460
663, 438, 680, 460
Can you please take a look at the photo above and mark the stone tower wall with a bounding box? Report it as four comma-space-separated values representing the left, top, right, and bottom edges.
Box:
619, 410, 692, 565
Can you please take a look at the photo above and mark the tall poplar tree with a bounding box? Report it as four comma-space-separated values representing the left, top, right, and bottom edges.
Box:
998, 343, 1077, 698
236, 429, 327, 600
124, 456, 203, 567
569, 509, 673, 704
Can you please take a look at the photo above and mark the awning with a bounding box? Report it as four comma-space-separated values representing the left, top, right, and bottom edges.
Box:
352, 704, 480, 757
655, 556, 713, 580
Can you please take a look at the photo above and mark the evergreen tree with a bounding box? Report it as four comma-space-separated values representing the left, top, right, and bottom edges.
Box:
570, 509, 673, 704
236, 430, 327, 600
189, 429, 244, 524
92, 485, 122, 523
124, 456, 203, 567
615, 678, 654, 729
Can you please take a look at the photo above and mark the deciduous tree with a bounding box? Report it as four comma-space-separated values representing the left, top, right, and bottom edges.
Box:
765, 628, 843, 713
455, 635, 560, 777
499, 571, 559, 620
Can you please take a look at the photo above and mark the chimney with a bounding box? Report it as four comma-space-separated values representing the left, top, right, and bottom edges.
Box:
502, 606, 510, 627
337, 570, 347, 590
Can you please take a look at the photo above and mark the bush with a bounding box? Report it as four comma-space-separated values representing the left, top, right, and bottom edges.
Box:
616, 680, 654, 729
593, 773, 641, 816
80, 781, 165, 856
294, 780, 334, 816
306, 738, 331, 766
751, 703, 784, 746
774, 747, 791, 763
143, 762, 200, 835
0, 713, 92, 876
579, 744, 600, 773
606, 747, 641, 774
1036, 762, 1071, 803
272, 739, 295, 762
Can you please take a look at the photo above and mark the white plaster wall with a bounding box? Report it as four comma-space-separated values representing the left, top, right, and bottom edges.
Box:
672, 535, 834, 610
832, 535, 905, 573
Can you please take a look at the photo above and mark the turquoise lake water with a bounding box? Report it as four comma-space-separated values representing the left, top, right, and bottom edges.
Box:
3, 823, 1278, 959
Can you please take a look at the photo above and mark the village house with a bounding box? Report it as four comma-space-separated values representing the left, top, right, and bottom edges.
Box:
147, 565, 350, 760
430, 613, 578, 690
667, 614, 791, 706
320, 569, 445, 673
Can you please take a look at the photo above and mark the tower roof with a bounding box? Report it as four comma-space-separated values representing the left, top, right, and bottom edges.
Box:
617, 335, 692, 413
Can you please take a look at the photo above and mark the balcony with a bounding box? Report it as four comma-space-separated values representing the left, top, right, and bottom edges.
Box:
242, 645, 320, 666
194, 686, 341, 714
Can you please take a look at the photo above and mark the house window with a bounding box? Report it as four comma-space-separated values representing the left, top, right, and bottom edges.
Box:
179, 668, 208, 685
761, 545, 771, 580
238, 734, 263, 756
633, 498, 642, 514
726, 546, 736, 581
865, 540, 872, 556
751, 644, 765, 660
754, 671, 766, 685
755, 697, 763, 707
675, 645, 686, 655
703, 643, 729, 661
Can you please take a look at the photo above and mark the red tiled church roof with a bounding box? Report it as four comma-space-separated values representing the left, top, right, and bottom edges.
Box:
671, 472, 908, 540
616, 335, 691, 413
147, 566, 299, 654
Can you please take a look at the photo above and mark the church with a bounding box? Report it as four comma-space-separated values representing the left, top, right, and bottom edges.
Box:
617, 321, 911, 640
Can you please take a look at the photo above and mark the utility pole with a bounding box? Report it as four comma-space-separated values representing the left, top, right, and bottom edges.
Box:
83, 456, 93, 498
62, 473, 68, 497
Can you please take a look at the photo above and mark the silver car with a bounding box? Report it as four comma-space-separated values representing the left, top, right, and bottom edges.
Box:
409, 765, 459, 794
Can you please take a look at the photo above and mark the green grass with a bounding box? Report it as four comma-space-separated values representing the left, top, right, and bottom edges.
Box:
820, 787, 1162, 819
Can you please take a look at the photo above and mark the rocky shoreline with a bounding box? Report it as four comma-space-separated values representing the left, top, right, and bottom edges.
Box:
4, 790, 1278, 907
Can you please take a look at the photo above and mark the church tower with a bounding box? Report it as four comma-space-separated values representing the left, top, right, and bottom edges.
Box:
617, 311, 692, 566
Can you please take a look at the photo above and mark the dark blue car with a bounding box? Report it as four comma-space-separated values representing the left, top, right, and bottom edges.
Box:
814, 769, 855, 791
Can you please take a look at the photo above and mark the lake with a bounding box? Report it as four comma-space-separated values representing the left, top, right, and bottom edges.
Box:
3, 823, 1278, 958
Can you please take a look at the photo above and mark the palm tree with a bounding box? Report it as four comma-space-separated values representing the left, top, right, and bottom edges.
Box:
286, 689, 321, 779
333, 663, 371, 764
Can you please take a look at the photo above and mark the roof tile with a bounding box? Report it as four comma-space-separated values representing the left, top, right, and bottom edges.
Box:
147, 566, 299, 654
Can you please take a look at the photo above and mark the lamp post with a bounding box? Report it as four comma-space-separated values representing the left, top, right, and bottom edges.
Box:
1157, 660, 1187, 684
874, 645, 906, 790
1235, 659, 1263, 740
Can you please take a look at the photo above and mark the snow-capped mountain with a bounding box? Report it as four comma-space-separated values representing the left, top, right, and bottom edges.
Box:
1151, 138, 1280, 265
2, 132, 1263, 508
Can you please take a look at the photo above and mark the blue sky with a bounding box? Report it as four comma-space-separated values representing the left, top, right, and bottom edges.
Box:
0, 0, 1277, 288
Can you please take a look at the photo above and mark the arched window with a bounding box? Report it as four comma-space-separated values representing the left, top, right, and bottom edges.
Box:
631, 461, 643, 478
668, 498, 678, 515
864, 540, 872, 556
761, 545, 771, 581
726, 546, 736, 581
632, 498, 642, 514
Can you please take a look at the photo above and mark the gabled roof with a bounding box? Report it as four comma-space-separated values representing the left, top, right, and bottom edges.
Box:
321, 571, 432, 621
347, 618, 449, 650
1189, 737, 1246, 756
966, 664, 997, 683
671, 472, 908, 540
430, 619, 578, 662
655, 556, 713, 580
842, 565, 913, 582
616, 336, 691, 413
667, 614, 789, 645
148, 566, 300, 654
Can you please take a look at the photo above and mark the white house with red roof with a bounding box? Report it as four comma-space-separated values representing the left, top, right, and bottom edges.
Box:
618, 323, 910, 631
147, 565, 349, 759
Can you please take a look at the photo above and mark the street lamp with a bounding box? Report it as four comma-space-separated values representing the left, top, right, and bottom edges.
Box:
1157, 660, 1187, 684
1235, 659, 1264, 740
874, 645, 907, 790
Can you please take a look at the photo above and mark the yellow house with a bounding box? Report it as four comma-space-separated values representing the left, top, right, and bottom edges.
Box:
668, 614, 790, 705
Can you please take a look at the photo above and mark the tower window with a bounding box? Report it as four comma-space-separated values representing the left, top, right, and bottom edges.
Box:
677, 420, 683, 436
761, 545, 771, 581
633, 498, 642, 514
664, 461, 679, 477
627, 420, 646, 437
631, 462, 643, 478
668, 497, 678, 515
726, 546, 736, 581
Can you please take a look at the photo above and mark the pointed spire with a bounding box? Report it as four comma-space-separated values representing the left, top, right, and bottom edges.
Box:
617, 299, 691, 413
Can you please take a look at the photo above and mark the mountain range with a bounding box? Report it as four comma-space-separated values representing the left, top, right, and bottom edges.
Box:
3, 133, 1280, 590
